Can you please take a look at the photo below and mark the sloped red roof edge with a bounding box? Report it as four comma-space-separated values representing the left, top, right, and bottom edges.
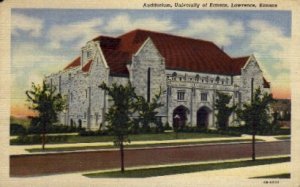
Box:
62, 30, 269, 79
231, 56, 250, 75
117, 28, 211, 44
64, 56, 81, 70
82, 60, 93, 72
263, 77, 270, 88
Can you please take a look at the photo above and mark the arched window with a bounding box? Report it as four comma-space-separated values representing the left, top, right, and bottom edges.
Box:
216, 76, 220, 83
195, 74, 200, 82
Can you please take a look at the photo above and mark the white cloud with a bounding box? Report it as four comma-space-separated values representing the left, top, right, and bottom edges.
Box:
105, 14, 176, 33
48, 18, 103, 49
248, 20, 291, 72
12, 42, 68, 70
11, 42, 71, 100
179, 17, 245, 46
12, 13, 44, 37
247, 20, 291, 98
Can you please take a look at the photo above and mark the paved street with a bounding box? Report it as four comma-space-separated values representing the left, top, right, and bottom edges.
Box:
10, 141, 290, 177
6, 158, 291, 187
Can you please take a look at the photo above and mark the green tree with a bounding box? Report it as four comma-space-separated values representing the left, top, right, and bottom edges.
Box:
136, 89, 163, 132
214, 92, 236, 130
236, 88, 274, 134
236, 88, 273, 160
99, 82, 138, 173
26, 81, 65, 150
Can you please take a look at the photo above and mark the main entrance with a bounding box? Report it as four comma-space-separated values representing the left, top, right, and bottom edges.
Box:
173, 105, 189, 128
78, 119, 82, 128
197, 107, 211, 128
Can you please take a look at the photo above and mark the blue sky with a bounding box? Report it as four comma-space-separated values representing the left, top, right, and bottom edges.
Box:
11, 9, 291, 116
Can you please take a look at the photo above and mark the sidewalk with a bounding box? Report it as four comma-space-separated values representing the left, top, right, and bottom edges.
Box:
10, 134, 289, 155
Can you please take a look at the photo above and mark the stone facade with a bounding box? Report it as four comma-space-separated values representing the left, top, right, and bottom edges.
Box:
45, 30, 271, 131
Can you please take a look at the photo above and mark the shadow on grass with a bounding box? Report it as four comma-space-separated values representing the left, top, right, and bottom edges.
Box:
251, 173, 290, 179
84, 157, 290, 178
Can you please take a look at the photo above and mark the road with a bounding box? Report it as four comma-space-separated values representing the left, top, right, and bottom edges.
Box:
10, 141, 290, 177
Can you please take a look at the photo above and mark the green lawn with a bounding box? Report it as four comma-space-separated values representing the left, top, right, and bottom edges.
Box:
26, 138, 263, 153
67, 132, 234, 143
275, 136, 290, 140
84, 157, 290, 178
12, 132, 237, 145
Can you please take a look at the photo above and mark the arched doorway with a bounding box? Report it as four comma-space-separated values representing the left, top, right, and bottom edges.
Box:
173, 106, 189, 129
78, 119, 82, 129
197, 107, 211, 128
70, 119, 74, 127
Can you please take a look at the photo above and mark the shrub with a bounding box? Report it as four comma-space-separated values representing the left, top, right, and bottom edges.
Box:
27, 124, 83, 134
130, 122, 141, 134
10, 123, 27, 135
164, 122, 172, 130
10, 134, 69, 145
79, 130, 109, 136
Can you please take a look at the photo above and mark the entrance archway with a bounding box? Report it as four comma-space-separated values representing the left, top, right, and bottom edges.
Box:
70, 119, 74, 127
78, 119, 82, 129
173, 105, 189, 128
197, 107, 211, 128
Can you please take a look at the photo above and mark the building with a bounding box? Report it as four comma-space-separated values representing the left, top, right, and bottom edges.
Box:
271, 99, 291, 128
45, 29, 271, 131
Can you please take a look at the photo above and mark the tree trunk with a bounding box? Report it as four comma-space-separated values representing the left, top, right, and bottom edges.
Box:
42, 123, 46, 150
252, 123, 256, 161
120, 140, 125, 173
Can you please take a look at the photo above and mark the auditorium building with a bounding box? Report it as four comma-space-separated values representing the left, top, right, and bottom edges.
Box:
45, 29, 271, 130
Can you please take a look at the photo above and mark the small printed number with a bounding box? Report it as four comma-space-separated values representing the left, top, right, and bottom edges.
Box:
263, 180, 279, 184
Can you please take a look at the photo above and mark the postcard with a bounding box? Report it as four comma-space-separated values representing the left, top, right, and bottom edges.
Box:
0, 0, 299, 186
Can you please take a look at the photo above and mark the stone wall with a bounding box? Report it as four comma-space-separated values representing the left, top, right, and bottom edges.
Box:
165, 69, 237, 128
45, 40, 270, 131
240, 56, 264, 103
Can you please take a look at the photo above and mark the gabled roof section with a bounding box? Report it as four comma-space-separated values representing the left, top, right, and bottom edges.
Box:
263, 77, 270, 88
64, 57, 81, 70
63, 29, 259, 76
82, 59, 93, 72
231, 56, 250, 75
116, 29, 234, 75
101, 48, 130, 75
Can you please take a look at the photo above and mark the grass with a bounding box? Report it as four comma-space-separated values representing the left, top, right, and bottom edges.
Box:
252, 173, 290, 179
12, 132, 236, 145
84, 156, 290, 178
275, 136, 290, 140
26, 138, 264, 153
69, 132, 234, 143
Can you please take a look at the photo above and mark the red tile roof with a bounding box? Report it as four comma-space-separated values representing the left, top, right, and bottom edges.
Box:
64, 57, 81, 70
263, 77, 270, 88
114, 29, 235, 75
82, 59, 93, 72
231, 56, 249, 75
63, 29, 251, 76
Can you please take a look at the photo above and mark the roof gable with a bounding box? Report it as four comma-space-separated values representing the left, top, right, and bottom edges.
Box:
64, 57, 81, 70
82, 59, 93, 72
116, 29, 234, 75
63, 29, 255, 76
231, 56, 250, 75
